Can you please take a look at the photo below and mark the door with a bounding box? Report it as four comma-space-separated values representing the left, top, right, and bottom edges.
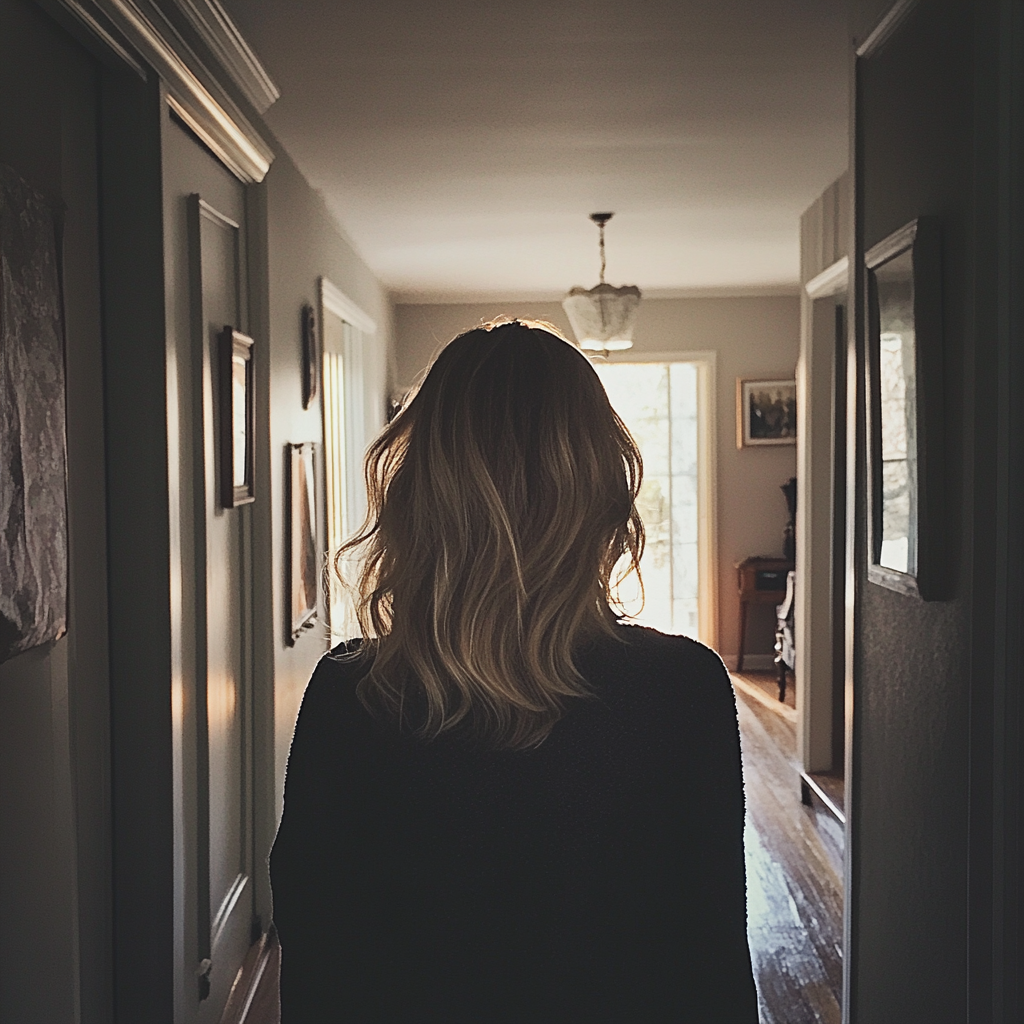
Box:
320, 282, 375, 646
192, 191, 254, 1020
164, 112, 256, 1022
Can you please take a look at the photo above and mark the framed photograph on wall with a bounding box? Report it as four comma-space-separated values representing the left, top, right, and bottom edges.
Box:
288, 442, 319, 643
219, 326, 255, 507
736, 378, 797, 447
301, 303, 319, 410
864, 216, 943, 600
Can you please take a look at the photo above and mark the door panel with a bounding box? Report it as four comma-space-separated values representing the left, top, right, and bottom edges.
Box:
195, 197, 252, 1015
165, 110, 255, 1022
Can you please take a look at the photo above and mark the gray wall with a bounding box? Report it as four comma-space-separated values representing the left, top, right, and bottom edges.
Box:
255, 147, 393, 834
1, 2, 396, 1018
395, 296, 799, 664
847, 0, 1017, 1018
0, 1, 111, 1021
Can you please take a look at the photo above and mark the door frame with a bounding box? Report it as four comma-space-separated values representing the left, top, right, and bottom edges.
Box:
318, 277, 377, 645
798, 258, 850, 776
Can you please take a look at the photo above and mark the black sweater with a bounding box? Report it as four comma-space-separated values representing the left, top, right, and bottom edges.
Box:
270, 624, 758, 1023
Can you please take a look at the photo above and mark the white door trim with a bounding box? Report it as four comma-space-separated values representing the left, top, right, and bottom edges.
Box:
320, 277, 377, 336
805, 255, 850, 299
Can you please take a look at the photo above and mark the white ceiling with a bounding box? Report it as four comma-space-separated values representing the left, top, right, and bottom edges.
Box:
220, 0, 849, 300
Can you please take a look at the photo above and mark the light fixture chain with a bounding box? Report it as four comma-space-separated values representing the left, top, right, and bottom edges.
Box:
599, 221, 606, 284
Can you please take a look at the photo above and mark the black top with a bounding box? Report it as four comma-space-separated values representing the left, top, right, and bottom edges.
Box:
270, 624, 758, 1023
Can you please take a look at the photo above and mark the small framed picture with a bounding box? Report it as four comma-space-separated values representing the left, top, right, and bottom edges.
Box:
301, 303, 319, 410
288, 442, 319, 643
220, 327, 255, 507
736, 378, 797, 448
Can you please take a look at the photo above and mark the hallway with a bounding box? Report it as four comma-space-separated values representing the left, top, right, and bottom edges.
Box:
3, 0, 1023, 1020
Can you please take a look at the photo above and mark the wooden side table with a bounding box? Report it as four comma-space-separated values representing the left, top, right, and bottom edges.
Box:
735, 557, 794, 672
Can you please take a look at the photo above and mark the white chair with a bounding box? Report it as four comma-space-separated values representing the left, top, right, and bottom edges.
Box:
773, 570, 796, 702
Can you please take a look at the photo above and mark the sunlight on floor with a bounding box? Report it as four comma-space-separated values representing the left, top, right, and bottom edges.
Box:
734, 675, 843, 1024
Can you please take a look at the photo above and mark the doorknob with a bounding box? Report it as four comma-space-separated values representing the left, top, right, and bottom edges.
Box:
198, 958, 213, 1000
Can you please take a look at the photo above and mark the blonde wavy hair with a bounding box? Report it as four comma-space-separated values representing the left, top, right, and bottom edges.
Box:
335, 319, 644, 750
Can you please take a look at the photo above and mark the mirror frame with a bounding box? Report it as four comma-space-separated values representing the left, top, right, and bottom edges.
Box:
219, 326, 256, 508
864, 217, 944, 600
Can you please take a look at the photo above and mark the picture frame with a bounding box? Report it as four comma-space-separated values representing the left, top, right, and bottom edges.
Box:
219, 326, 255, 507
864, 216, 943, 600
736, 378, 797, 448
287, 442, 319, 643
301, 302, 319, 410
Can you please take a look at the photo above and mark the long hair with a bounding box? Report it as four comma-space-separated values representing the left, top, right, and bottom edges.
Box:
335, 319, 644, 750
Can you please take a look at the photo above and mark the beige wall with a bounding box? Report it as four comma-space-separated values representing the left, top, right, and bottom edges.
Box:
394, 296, 799, 665
259, 149, 394, 828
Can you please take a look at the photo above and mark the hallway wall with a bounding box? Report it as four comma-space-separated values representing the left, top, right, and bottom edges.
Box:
846, 0, 1015, 1018
255, 148, 394, 830
1, 1, 396, 1016
0, 2, 109, 1021
394, 296, 798, 665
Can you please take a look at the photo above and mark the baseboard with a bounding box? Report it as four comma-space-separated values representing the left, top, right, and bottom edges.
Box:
800, 771, 846, 826
721, 653, 776, 671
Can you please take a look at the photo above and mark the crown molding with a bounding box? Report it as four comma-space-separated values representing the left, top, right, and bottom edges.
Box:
162, 0, 279, 114
36, 0, 147, 76
804, 256, 850, 299
856, 0, 922, 59
50, 0, 274, 183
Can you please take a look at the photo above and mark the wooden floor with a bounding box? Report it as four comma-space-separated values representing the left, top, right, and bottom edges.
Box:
735, 673, 844, 1024
734, 668, 798, 712
244, 672, 844, 1024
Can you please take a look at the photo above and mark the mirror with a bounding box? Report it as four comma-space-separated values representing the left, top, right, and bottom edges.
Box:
865, 218, 943, 599
874, 249, 917, 575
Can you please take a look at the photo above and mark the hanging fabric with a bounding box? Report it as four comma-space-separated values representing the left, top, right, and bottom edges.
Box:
0, 163, 68, 662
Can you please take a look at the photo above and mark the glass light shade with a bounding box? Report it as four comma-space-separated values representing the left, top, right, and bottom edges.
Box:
562, 283, 641, 351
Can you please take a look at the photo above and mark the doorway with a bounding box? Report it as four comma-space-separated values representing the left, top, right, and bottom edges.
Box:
319, 278, 377, 646
593, 354, 717, 648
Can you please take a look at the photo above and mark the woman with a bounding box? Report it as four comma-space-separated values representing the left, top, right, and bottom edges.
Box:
270, 320, 757, 1023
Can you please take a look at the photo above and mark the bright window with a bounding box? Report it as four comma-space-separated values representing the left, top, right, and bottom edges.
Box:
594, 361, 701, 638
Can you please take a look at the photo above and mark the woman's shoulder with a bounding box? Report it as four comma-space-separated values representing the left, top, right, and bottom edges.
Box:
298, 639, 373, 714
608, 622, 727, 675
585, 623, 734, 712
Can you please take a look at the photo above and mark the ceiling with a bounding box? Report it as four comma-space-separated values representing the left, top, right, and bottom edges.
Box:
220, 0, 849, 300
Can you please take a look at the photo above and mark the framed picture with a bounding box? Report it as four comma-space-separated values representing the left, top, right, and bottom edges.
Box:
865, 217, 943, 600
219, 326, 255, 507
736, 378, 797, 447
288, 442, 319, 643
301, 303, 319, 410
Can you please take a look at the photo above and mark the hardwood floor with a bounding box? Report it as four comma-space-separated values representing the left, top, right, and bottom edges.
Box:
735, 673, 844, 1024
734, 668, 798, 712
246, 675, 844, 1024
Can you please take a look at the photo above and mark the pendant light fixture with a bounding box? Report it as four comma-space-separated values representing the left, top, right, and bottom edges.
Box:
562, 212, 641, 352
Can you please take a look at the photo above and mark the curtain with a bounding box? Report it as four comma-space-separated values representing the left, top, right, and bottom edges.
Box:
0, 163, 67, 662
